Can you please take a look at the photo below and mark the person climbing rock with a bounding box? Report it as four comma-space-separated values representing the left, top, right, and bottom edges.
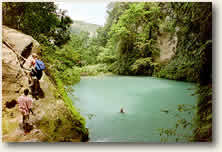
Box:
17, 89, 33, 133
29, 53, 45, 97
29, 53, 45, 81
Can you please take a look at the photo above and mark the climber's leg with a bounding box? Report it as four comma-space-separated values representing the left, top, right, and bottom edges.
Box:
29, 68, 36, 85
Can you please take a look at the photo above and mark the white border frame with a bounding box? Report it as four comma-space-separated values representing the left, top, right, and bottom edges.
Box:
1, 0, 220, 152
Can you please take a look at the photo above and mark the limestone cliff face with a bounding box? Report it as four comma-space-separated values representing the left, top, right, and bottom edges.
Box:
2, 26, 87, 142
2, 26, 38, 104
156, 32, 177, 63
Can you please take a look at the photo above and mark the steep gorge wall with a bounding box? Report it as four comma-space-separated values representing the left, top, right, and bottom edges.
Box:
155, 32, 177, 63
2, 26, 88, 142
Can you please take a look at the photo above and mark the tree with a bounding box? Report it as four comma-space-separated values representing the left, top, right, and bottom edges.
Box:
2, 2, 73, 46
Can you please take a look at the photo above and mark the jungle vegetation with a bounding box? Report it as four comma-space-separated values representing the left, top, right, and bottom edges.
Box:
2, 2, 88, 138
3, 2, 212, 142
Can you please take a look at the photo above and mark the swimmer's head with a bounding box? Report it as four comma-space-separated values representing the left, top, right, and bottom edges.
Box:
120, 108, 124, 113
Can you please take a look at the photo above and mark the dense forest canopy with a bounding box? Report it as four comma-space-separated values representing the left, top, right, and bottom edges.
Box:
2, 2, 212, 142
3, 2, 73, 46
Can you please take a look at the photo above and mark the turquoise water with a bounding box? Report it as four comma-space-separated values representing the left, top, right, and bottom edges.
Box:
71, 76, 197, 143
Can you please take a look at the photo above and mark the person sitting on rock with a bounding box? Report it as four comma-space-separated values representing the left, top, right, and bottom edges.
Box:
17, 89, 33, 128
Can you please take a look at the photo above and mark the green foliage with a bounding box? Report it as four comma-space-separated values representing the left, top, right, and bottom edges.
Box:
73, 64, 110, 76
33, 12, 88, 140
59, 68, 80, 85
159, 104, 196, 143
92, 2, 212, 142
192, 84, 212, 141
104, 2, 163, 75
39, 43, 89, 141
66, 32, 105, 66
156, 39, 212, 82
2, 2, 72, 46
156, 3, 212, 83
155, 3, 212, 141
41, 43, 81, 86
35, 78, 88, 142
97, 47, 117, 64
12, 1, 211, 142
3, 2, 89, 141
130, 57, 158, 75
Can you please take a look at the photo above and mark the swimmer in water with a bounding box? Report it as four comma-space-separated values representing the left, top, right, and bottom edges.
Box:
120, 108, 124, 113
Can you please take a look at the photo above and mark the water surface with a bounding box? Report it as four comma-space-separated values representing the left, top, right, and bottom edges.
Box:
71, 76, 197, 142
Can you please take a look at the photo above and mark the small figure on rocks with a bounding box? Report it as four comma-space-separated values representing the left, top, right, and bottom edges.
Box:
17, 88, 34, 133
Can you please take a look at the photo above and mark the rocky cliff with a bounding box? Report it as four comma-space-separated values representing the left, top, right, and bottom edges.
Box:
156, 32, 177, 63
2, 26, 88, 142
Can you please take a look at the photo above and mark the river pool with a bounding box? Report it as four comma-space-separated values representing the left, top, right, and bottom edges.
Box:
70, 76, 197, 143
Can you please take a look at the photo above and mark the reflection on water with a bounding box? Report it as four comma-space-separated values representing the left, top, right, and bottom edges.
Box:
71, 76, 197, 143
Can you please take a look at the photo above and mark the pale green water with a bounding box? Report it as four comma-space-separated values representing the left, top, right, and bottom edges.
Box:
71, 76, 197, 143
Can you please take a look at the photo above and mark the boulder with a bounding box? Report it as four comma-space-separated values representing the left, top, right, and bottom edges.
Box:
2, 26, 40, 104
2, 25, 40, 56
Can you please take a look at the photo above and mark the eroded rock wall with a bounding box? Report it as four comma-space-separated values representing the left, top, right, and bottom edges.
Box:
2, 26, 87, 142
156, 32, 177, 63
